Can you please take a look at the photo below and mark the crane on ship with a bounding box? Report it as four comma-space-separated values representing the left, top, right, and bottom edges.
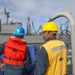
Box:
26, 16, 42, 35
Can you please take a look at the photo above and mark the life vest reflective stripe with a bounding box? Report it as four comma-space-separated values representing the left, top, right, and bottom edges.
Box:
4, 56, 24, 61
4, 58, 25, 65
42, 40, 67, 75
4, 37, 27, 65
52, 45, 66, 52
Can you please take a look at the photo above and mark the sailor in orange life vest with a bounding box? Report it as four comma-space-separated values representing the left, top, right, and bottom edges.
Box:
34, 22, 67, 75
0, 26, 32, 75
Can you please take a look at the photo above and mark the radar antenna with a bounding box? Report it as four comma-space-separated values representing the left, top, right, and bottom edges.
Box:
4, 7, 10, 24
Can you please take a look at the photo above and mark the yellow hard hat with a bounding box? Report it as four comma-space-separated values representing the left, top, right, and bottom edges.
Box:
42, 22, 58, 32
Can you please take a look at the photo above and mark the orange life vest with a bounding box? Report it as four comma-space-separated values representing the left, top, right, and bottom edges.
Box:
4, 37, 27, 66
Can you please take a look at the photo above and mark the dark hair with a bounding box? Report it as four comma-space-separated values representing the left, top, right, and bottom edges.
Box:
15, 35, 24, 38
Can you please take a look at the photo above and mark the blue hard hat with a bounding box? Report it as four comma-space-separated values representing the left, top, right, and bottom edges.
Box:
13, 26, 25, 36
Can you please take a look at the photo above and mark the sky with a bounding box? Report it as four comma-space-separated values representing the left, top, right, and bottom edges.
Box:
0, 0, 74, 32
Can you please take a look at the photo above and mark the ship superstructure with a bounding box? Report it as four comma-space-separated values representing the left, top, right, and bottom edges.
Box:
0, 7, 44, 45
0, 7, 22, 36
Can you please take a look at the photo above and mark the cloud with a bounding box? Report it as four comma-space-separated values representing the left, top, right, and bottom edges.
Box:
0, 0, 75, 31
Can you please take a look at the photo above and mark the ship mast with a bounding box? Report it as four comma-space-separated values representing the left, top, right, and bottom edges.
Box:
4, 7, 10, 24
26, 16, 32, 35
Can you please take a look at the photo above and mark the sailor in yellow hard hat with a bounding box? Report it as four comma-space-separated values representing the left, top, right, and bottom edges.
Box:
34, 22, 67, 75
